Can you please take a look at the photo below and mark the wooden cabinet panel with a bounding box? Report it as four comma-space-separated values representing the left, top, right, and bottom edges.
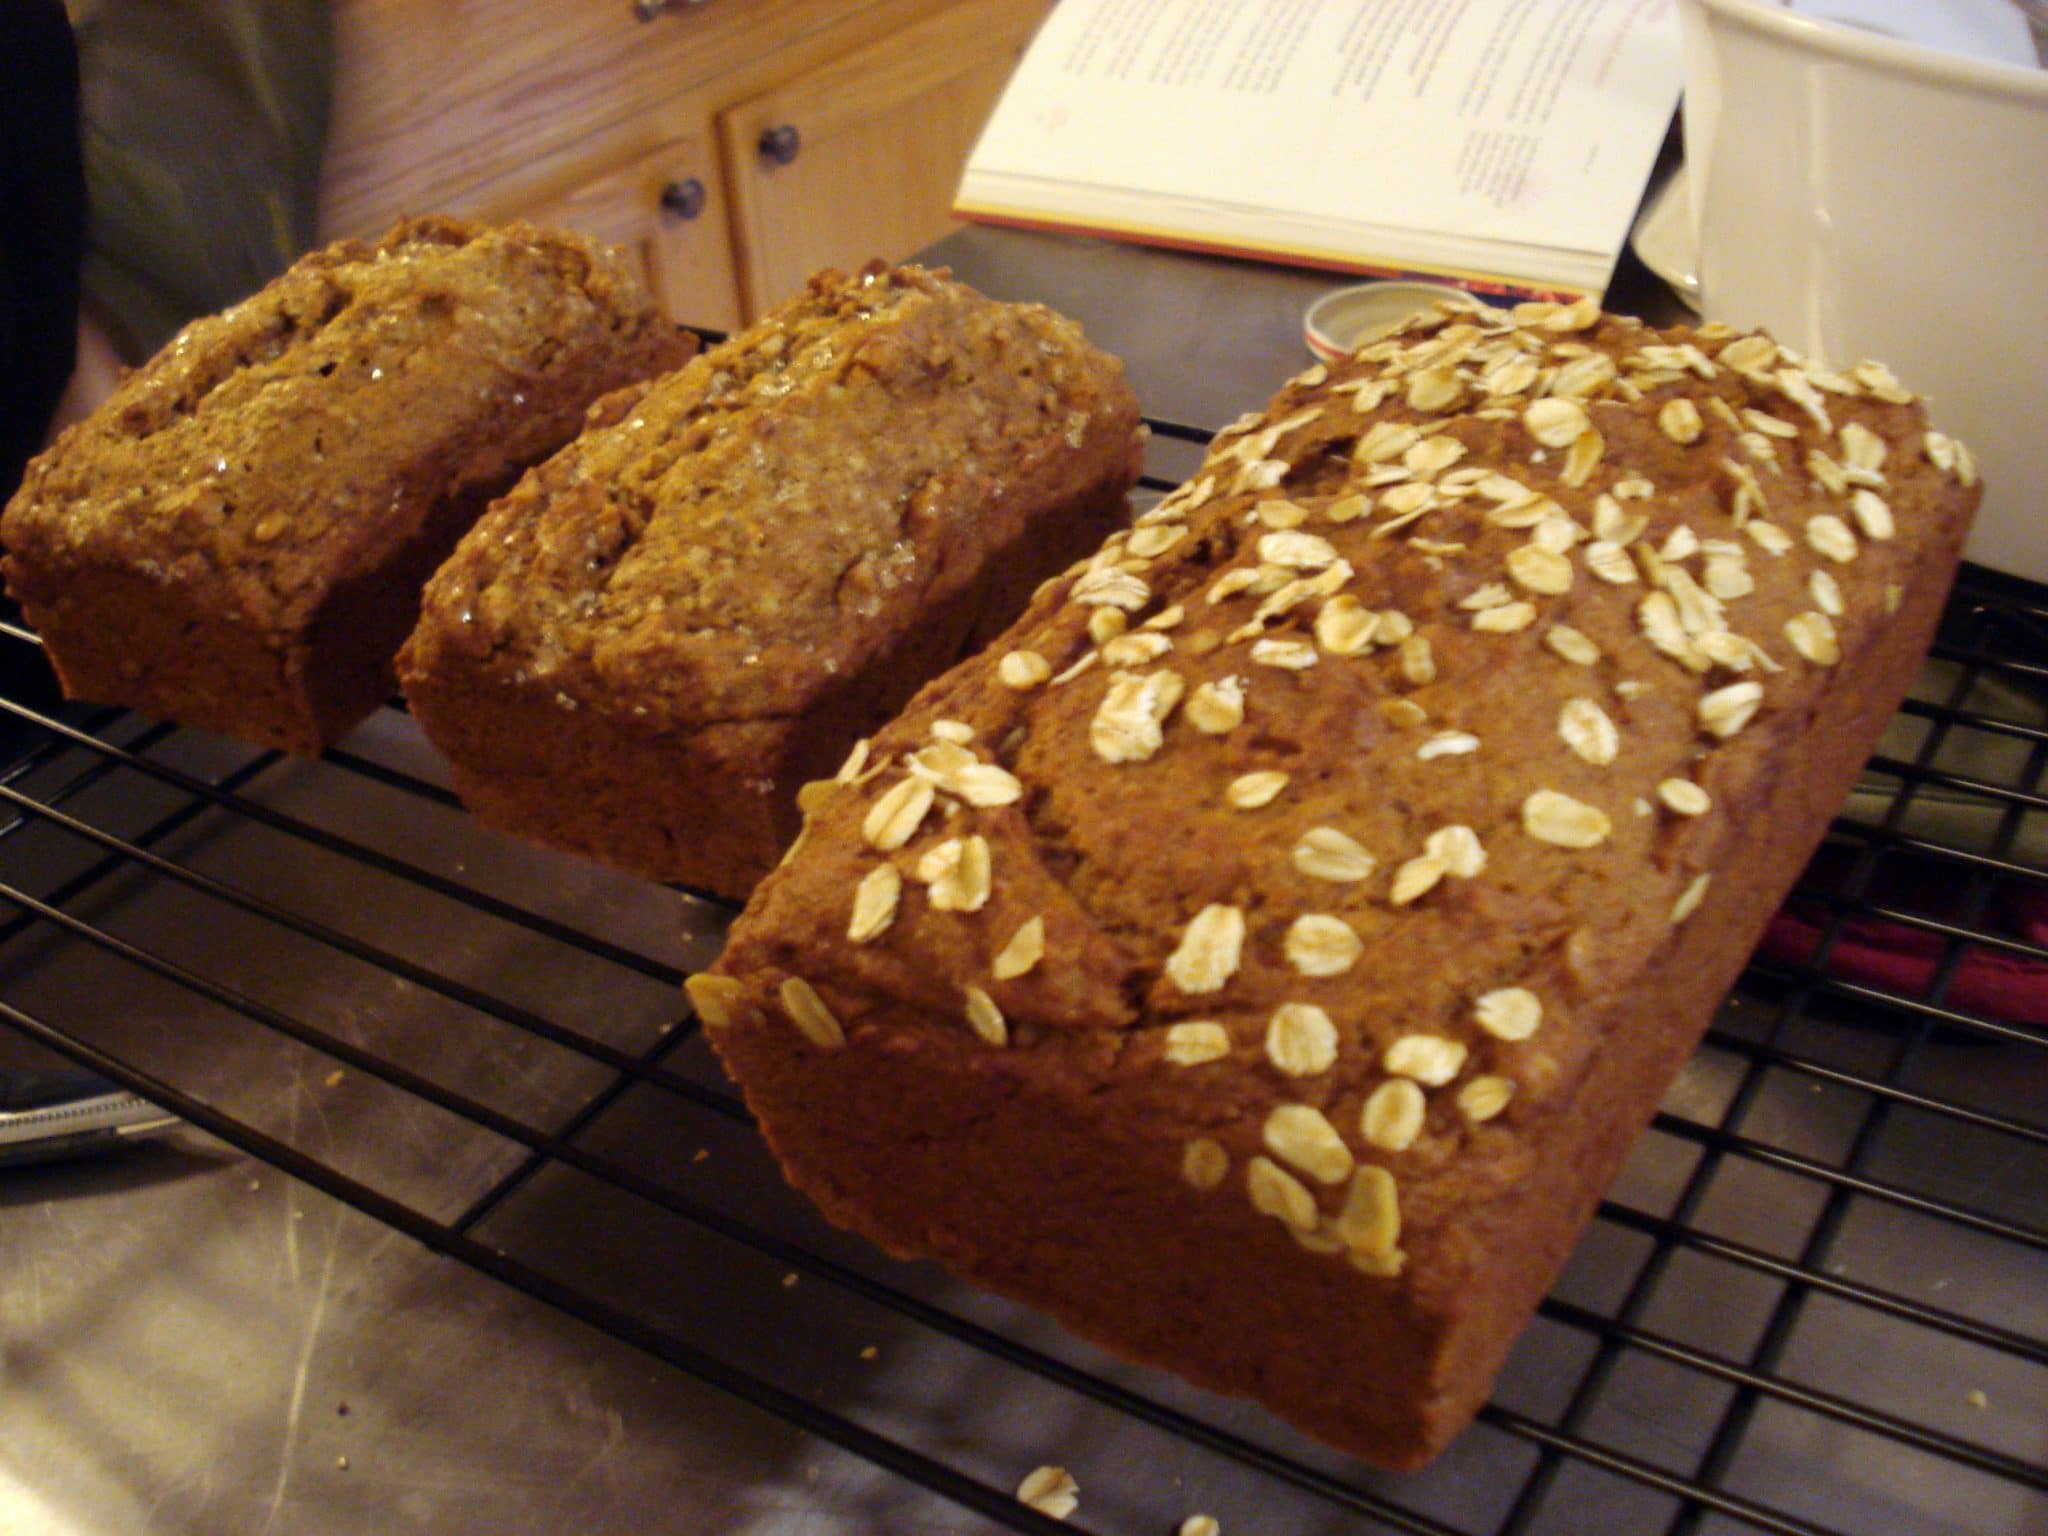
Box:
720, 0, 1050, 317
321, 0, 910, 240
321, 0, 1047, 327
511, 134, 745, 334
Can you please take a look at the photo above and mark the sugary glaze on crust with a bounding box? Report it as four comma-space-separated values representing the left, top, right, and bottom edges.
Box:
404, 263, 1142, 732
698, 299, 1979, 1464
1, 216, 689, 752
399, 263, 1144, 895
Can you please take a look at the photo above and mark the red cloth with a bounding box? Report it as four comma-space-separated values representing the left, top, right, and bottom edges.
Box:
1759, 845, 2048, 1025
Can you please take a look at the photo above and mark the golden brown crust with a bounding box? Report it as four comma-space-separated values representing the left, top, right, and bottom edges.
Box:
399, 264, 1145, 897
700, 300, 1980, 1467
0, 216, 691, 753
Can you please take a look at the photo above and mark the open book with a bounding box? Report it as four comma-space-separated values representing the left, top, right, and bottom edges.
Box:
957, 0, 1685, 301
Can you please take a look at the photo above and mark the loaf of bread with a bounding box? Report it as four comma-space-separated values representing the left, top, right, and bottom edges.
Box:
0, 217, 692, 755
397, 263, 1144, 900
691, 300, 1979, 1467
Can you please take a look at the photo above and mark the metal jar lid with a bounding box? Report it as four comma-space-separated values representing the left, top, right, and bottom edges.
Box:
1303, 280, 1480, 363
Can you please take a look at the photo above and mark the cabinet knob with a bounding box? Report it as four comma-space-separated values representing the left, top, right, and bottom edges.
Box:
659, 178, 707, 221
632, 0, 708, 20
757, 124, 801, 167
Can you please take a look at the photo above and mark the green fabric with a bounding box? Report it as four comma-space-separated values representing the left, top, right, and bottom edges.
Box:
70, 0, 332, 360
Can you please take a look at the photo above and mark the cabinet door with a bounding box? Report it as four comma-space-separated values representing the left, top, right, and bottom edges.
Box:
513, 133, 745, 335
719, 0, 1052, 318
322, 0, 894, 243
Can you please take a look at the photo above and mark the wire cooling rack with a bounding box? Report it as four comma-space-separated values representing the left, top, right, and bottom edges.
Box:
2, 431, 2044, 1535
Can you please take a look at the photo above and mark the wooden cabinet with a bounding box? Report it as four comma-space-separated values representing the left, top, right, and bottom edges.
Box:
321, 0, 1052, 330
514, 132, 746, 334
719, 0, 1049, 318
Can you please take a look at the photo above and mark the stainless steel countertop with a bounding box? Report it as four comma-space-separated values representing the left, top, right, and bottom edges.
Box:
3, 227, 2042, 1536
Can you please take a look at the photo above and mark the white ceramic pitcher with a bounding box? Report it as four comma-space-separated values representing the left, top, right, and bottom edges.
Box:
1674, 0, 2048, 581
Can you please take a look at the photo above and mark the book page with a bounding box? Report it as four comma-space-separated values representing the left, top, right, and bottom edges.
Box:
966, 0, 1681, 258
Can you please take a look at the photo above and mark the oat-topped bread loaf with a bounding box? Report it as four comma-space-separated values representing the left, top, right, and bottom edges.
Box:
398, 263, 1144, 899
692, 299, 1980, 1468
0, 216, 691, 755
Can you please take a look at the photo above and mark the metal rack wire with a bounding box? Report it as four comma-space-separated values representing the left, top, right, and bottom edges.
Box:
2, 431, 2044, 1535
